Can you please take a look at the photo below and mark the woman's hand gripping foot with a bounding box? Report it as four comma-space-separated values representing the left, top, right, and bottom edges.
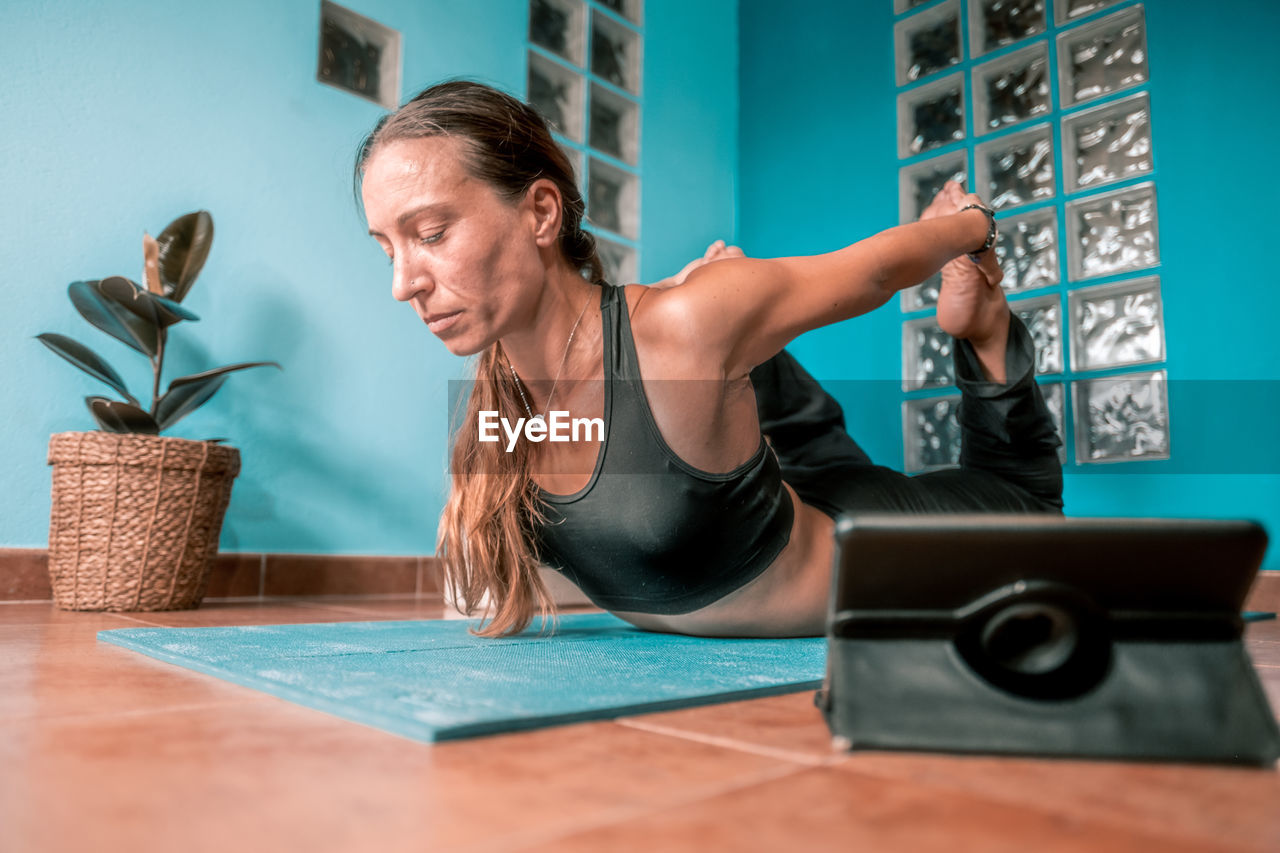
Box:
920, 181, 1013, 383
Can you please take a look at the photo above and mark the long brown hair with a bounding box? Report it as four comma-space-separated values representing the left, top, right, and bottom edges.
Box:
355, 80, 607, 637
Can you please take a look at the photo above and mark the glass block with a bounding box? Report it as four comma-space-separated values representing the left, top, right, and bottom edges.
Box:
972, 42, 1050, 136
555, 139, 584, 190
590, 9, 641, 94
994, 206, 1058, 293
1068, 276, 1164, 372
1066, 181, 1158, 280
1072, 369, 1169, 463
587, 157, 638, 239
903, 316, 956, 391
588, 83, 639, 164
895, 0, 962, 85
1055, 0, 1122, 26
974, 124, 1054, 211
1057, 6, 1148, 107
595, 0, 642, 25
903, 393, 962, 472
899, 151, 967, 224
1042, 382, 1068, 464
901, 273, 942, 312
897, 73, 965, 158
1062, 92, 1153, 193
595, 234, 637, 285
1011, 293, 1062, 375
970, 0, 1046, 57
528, 52, 585, 142
530, 0, 586, 66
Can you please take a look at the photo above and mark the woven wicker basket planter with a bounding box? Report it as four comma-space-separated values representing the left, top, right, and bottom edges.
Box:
46, 431, 240, 611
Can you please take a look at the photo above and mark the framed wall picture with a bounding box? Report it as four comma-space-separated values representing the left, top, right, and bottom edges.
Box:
317, 1, 402, 109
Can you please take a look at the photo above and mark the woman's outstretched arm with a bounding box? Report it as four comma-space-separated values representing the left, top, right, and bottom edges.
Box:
635, 183, 1000, 379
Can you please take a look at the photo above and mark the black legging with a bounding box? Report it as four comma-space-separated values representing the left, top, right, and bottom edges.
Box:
749, 311, 1064, 518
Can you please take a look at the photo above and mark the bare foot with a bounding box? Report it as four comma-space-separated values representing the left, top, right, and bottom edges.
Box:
926, 182, 1012, 381
662, 240, 746, 287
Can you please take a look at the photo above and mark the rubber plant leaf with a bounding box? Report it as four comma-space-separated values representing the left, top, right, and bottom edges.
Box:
155, 361, 281, 430
153, 292, 200, 325
155, 211, 214, 303
86, 396, 159, 434
36, 333, 139, 406
98, 276, 159, 329
67, 280, 155, 357
98, 276, 195, 330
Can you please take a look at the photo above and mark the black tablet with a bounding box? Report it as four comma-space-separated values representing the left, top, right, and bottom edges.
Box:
829, 513, 1269, 632
819, 513, 1279, 763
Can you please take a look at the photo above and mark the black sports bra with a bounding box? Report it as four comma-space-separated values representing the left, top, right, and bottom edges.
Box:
532, 284, 794, 614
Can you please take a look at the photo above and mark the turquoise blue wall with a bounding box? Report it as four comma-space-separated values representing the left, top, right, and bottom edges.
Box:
739, 0, 1280, 569
0, 0, 737, 554
9, 0, 1276, 569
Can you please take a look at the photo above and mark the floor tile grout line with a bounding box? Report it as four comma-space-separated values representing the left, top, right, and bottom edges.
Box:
0, 697, 279, 726
464, 762, 813, 853
613, 717, 836, 768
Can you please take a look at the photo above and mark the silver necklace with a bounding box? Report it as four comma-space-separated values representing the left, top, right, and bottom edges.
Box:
508, 290, 593, 424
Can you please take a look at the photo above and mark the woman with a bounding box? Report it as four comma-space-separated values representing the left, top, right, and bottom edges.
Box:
356, 80, 1063, 639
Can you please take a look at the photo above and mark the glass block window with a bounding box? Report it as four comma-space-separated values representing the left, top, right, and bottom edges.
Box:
587, 157, 639, 239
1042, 382, 1068, 463
1056, 5, 1148, 107
994, 205, 1058, 293
972, 42, 1051, 136
591, 11, 641, 94
528, 52, 585, 141
1072, 369, 1169, 463
1065, 181, 1159, 281
894, 2, 1165, 468
1068, 276, 1165, 372
596, 0, 641, 24
969, 0, 1047, 57
974, 123, 1055, 211
903, 394, 963, 472
1011, 292, 1063, 376
903, 317, 957, 391
895, 0, 962, 85
897, 73, 965, 158
527, 0, 643, 284
1055, 0, 1123, 25
1062, 91, 1153, 192
899, 150, 967, 225
530, 0, 586, 65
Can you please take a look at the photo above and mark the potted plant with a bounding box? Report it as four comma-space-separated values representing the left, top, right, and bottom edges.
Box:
37, 211, 279, 611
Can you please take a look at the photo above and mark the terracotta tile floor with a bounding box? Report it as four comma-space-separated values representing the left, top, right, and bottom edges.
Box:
1, 597, 1278, 853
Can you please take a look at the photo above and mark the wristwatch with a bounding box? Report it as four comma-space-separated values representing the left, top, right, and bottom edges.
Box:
959, 203, 998, 264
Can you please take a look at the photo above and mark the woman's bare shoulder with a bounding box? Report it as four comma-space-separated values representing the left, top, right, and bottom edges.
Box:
622, 283, 726, 380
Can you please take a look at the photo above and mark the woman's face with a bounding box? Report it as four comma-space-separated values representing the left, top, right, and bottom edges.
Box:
361, 135, 550, 356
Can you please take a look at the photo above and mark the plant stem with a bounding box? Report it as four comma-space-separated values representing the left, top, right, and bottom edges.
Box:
150, 327, 167, 416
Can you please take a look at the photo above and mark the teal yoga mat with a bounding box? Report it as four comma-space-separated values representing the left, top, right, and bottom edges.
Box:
98, 613, 826, 743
